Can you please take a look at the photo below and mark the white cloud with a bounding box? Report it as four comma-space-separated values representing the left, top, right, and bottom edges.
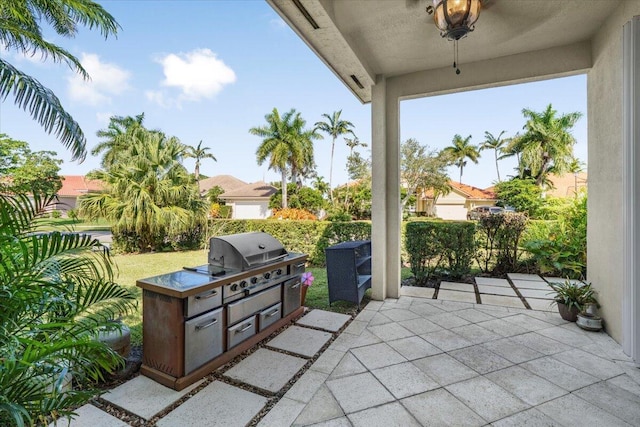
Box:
151, 48, 236, 105
145, 90, 176, 109
67, 53, 131, 105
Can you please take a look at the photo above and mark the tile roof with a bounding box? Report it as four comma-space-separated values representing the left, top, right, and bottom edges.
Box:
57, 175, 104, 197
545, 172, 588, 198
219, 182, 277, 199
420, 181, 496, 200
199, 175, 247, 195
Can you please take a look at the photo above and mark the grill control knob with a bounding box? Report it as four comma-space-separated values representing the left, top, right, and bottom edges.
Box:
250, 277, 258, 284
230, 284, 239, 291
275, 269, 283, 276
239, 280, 248, 288
264, 272, 271, 280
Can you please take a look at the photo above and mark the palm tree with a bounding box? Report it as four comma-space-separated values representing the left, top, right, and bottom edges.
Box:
312, 176, 330, 199
80, 129, 207, 252
250, 108, 318, 208
92, 113, 146, 168
480, 130, 508, 182
441, 134, 480, 183
314, 110, 355, 203
518, 104, 582, 186
0, 193, 136, 426
185, 140, 217, 184
568, 157, 586, 198
344, 137, 368, 205
0, 0, 120, 161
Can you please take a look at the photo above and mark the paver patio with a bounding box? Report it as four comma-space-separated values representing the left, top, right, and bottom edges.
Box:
54, 289, 639, 427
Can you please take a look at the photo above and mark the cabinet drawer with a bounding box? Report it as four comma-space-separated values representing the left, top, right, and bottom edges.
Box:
227, 285, 281, 325
184, 307, 224, 374
227, 317, 256, 349
258, 302, 282, 331
186, 287, 222, 318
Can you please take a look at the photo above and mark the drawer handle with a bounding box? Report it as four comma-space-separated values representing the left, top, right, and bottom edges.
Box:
195, 318, 218, 330
195, 290, 218, 300
265, 308, 280, 317
236, 323, 253, 333
290, 282, 301, 289
294, 263, 305, 269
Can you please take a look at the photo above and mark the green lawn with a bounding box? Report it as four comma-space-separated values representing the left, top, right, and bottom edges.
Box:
35, 217, 112, 231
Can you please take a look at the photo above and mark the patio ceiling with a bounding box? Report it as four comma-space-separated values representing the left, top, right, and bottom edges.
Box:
268, 0, 621, 102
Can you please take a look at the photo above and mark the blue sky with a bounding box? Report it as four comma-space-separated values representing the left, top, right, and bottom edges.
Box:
0, 1, 587, 190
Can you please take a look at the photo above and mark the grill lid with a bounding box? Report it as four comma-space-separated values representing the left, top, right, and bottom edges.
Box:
208, 232, 288, 271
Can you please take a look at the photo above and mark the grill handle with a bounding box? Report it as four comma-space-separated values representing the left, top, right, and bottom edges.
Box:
195, 318, 218, 331
195, 290, 218, 300
236, 323, 253, 333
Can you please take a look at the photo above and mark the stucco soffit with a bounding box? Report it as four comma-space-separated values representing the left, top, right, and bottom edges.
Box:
267, 0, 375, 103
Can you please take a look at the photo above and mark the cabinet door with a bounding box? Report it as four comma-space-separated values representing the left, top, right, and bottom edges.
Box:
184, 307, 224, 374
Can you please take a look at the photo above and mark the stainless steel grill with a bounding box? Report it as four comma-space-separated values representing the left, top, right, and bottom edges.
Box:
208, 232, 288, 271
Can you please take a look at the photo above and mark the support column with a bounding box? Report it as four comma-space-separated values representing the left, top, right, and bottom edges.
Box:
371, 76, 401, 300
622, 16, 640, 362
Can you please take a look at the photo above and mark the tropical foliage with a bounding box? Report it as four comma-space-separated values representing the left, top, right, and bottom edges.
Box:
0, 194, 136, 426
314, 110, 355, 202
269, 183, 326, 214
480, 130, 509, 182
0, 0, 119, 161
80, 125, 207, 252
494, 178, 543, 217
441, 134, 480, 183
91, 113, 146, 168
401, 138, 451, 211
185, 140, 216, 182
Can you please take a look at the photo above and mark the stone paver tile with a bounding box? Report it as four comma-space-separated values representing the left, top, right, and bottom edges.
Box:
387, 336, 442, 360
445, 376, 529, 423
510, 332, 571, 355
404, 389, 485, 426
574, 381, 640, 425
421, 329, 473, 352
450, 323, 501, 344
526, 298, 556, 312
49, 404, 129, 427
328, 352, 367, 379
224, 348, 306, 393
426, 312, 470, 329
474, 305, 514, 318
350, 342, 406, 370
552, 348, 624, 380
521, 309, 566, 325
475, 277, 511, 287
449, 344, 513, 374
535, 325, 593, 347
348, 402, 420, 427
329, 329, 381, 352
583, 343, 636, 364
477, 285, 517, 296
367, 312, 393, 326
366, 322, 414, 341
297, 310, 351, 332
499, 313, 554, 331
608, 374, 640, 398
310, 349, 345, 375
507, 273, 544, 282
438, 300, 476, 312
371, 362, 439, 399
363, 301, 383, 311
454, 308, 496, 323
326, 372, 394, 414
401, 286, 435, 299
267, 326, 332, 358
439, 281, 476, 292
306, 417, 352, 427
157, 381, 267, 427
511, 280, 552, 290
412, 353, 478, 386
479, 294, 525, 309
398, 317, 442, 334
354, 309, 375, 322
582, 331, 634, 359
102, 375, 203, 420
476, 318, 528, 337
409, 302, 445, 317
537, 394, 631, 427
343, 320, 367, 336
285, 370, 329, 403
293, 384, 344, 426
616, 360, 640, 385
518, 288, 554, 299
491, 408, 562, 427
258, 398, 305, 427
437, 289, 478, 303
486, 365, 567, 406
481, 337, 544, 364
381, 308, 421, 322
521, 356, 599, 391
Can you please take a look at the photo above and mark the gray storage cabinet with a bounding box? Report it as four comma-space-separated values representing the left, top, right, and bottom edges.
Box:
325, 240, 371, 306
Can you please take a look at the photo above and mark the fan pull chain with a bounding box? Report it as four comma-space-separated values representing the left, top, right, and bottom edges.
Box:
455, 40, 461, 75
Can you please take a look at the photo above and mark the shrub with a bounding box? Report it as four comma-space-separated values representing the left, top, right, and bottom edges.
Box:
440, 221, 476, 278
67, 208, 79, 220
495, 178, 542, 217
314, 222, 371, 265
475, 214, 504, 273
51, 209, 62, 218
405, 222, 442, 285
271, 208, 317, 220
494, 213, 529, 273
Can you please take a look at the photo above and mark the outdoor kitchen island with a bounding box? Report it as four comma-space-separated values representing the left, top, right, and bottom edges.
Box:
136, 232, 307, 391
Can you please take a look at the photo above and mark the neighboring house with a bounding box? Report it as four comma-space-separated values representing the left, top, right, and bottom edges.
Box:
199, 175, 248, 197
218, 182, 277, 219
54, 175, 104, 214
415, 181, 496, 220
544, 172, 588, 198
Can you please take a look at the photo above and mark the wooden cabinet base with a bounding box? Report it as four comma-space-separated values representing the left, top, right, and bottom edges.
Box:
140, 306, 305, 390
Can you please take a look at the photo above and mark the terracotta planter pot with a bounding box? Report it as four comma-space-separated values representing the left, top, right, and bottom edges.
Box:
557, 302, 579, 322
301, 285, 308, 306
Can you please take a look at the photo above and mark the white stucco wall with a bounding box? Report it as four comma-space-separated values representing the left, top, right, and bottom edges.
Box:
229, 200, 271, 219
587, 1, 640, 344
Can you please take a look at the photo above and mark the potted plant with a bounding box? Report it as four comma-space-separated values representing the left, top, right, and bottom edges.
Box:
548, 279, 598, 322
300, 271, 315, 306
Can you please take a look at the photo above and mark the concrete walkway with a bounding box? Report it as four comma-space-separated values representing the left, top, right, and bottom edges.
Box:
53, 277, 640, 427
